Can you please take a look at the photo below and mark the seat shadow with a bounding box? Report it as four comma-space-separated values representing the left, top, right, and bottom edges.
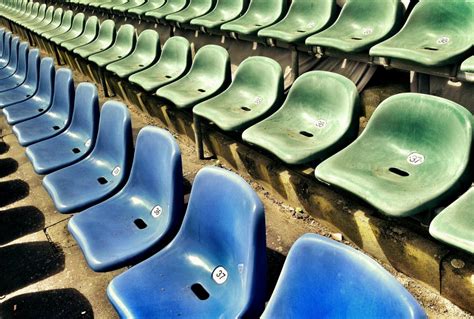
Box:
0, 179, 29, 207
0, 206, 45, 245
0, 158, 18, 178
0, 140, 9, 154
266, 247, 286, 300
0, 241, 65, 296
0, 288, 93, 319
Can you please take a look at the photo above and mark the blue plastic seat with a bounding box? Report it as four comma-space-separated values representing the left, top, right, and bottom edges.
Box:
0, 41, 29, 93
68, 126, 184, 271
0, 29, 5, 56
0, 32, 12, 68
107, 166, 267, 318
12, 68, 74, 147
262, 234, 427, 319
25, 83, 99, 175
0, 37, 21, 80
0, 49, 40, 108
42, 101, 133, 214
3, 58, 55, 125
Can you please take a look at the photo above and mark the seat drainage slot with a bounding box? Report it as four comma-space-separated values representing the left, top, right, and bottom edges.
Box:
389, 167, 409, 177
52, 126, 60, 130
241, 106, 251, 112
424, 47, 438, 51
134, 218, 147, 229
97, 177, 108, 184
351, 37, 362, 40
72, 148, 81, 154
299, 131, 314, 137
38, 108, 44, 112
198, 89, 206, 93
165, 75, 172, 78
191, 283, 210, 300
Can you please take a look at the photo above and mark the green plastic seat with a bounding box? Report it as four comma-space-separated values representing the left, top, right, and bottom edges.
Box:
88, 24, 136, 68
23, 4, 51, 29
106, 29, 160, 78
315, 93, 473, 217
305, 0, 403, 53
74, 19, 115, 59
61, 16, 99, 51
129, 36, 191, 92
258, 0, 336, 45
461, 56, 474, 73
242, 71, 359, 165
221, 0, 286, 36
193, 56, 284, 131
156, 45, 231, 109
145, 0, 189, 21
129, 0, 166, 17
19, 3, 44, 27
370, 1, 474, 67
51, 13, 85, 45
190, 0, 245, 30
15, 1, 38, 25
42, 10, 75, 40
88, 0, 111, 8
166, 0, 215, 24
429, 188, 474, 254
113, 0, 146, 13
33, 7, 63, 35
100, 0, 128, 10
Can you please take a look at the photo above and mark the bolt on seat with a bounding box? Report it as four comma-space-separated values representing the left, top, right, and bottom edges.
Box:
88, 24, 136, 68
370, 0, 474, 67
315, 93, 473, 217
106, 29, 160, 78
190, 0, 245, 30
261, 234, 427, 319
0, 49, 40, 108
42, 101, 133, 214
221, 0, 287, 37
61, 16, 99, 51
3, 58, 55, 125
74, 19, 115, 59
129, 36, 191, 92
12, 68, 74, 147
429, 187, 474, 255
145, 0, 189, 22
25, 83, 99, 175
305, 0, 404, 53
194, 56, 284, 131
258, 0, 337, 45
166, 0, 216, 24
156, 44, 231, 109
51, 13, 86, 45
128, 0, 166, 17
107, 166, 267, 318
68, 126, 184, 271
243, 71, 359, 165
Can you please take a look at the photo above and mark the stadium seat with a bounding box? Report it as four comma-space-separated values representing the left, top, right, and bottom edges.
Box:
0, 33, 14, 69
261, 234, 427, 319
306, 0, 403, 53
461, 56, 474, 74
88, 0, 112, 9
129, 0, 166, 18
88, 24, 136, 68
61, 16, 99, 51
221, 0, 286, 37
100, 0, 128, 11
12, 68, 74, 147
74, 19, 115, 59
0, 30, 5, 57
41, 10, 74, 40
156, 45, 231, 109
42, 101, 133, 214
107, 166, 267, 318
0, 48, 40, 108
68, 126, 184, 271
145, 0, 189, 22
129, 36, 191, 92
429, 188, 474, 254
51, 13, 86, 45
25, 83, 99, 175
0, 41, 28, 92
258, 0, 336, 45
15, 2, 39, 25
34, 8, 64, 36
194, 56, 284, 131
370, 0, 474, 67
315, 93, 473, 217
113, 0, 146, 13
190, 0, 245, 30
3, 58, 55, 125
106, 29, 160, 78
0, 37, 21, 80
22, 5, 52, 30
166, 0, 216, 24
242, 71, 359, 165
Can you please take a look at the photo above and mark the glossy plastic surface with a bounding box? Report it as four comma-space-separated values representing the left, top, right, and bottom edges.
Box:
61, 16, 99, 51
0, 37, 21, 80
42, 10, 74, 40
88, 24, 136, 67
129, 0, 166, 16
145, 0, 188, 20
113, 0, 146, 13
166, 0, 215, 24
35, 8, 64, 36
190, 0, 245, 29
461, 56, 474, 73
0, 40, 28, 92
51, 13, 86, 44
74, 19, 115, 59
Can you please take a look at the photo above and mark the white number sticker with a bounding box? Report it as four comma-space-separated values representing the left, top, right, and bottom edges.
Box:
362, 28, 373, 36
254, 96, 263, 105
437, 37, 449, 45
212, 266, 228, 285
112, 166, 121, 176
315, 119, 327, 129
84, 139, 91, 147
407, 152, 424, 166
306, 22, 316, 29
151, 205, 162, 218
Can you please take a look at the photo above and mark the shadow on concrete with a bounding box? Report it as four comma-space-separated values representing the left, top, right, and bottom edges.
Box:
266, 247, 286, 300
0, 206, 45, 245
0, 158, 18, 178
0, 140, 9, 155
0, 179, 29, 207
0, 241, 65, 295
0, 288, 94, 319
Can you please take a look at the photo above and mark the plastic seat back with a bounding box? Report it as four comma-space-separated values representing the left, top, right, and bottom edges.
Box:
27, 5, 52, 28
39, 7, 64, 33
145, 0, 189, 19
62, 12, 86, 38
262, 234, 426, 318
166, 0, 216, 22
74, 19, 115, 57
191, 0, 246, 28
34, 57, 55, 103
3, 37, 20, 71
0, 30, 4, 56
12, 42, 30, 81
0, 32, 12, 60
129, 0, 166, 15
188, 44, 229, 82
89, 24, 136, 65
24, 2, 44, 23
21, 48, 41, 91
18, 1, 37, 21
48, 68, 75, 123
44, 10, 74, 38
62, 16, 98, 49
